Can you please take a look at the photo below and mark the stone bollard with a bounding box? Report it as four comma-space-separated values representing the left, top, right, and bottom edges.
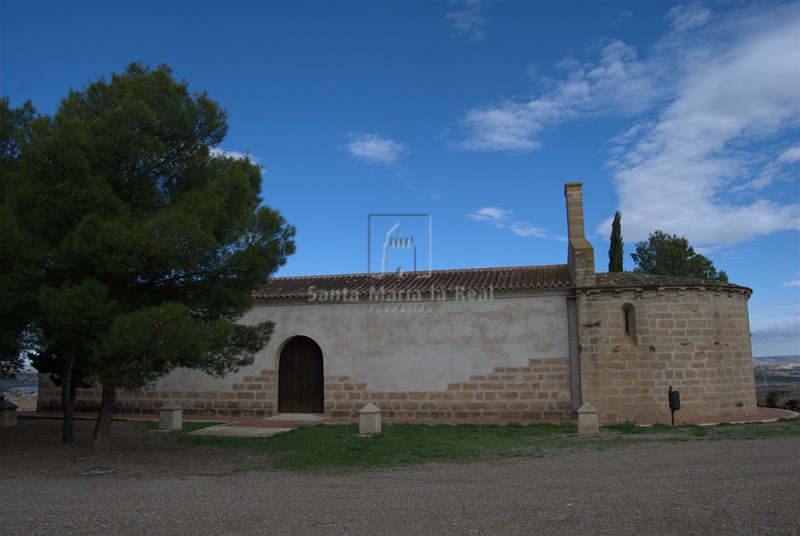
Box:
577, 402, 600, 435
358, 403, 381, 435
158, 401, 183, 431
766, 390, 791, 409
0, 395, 19, 427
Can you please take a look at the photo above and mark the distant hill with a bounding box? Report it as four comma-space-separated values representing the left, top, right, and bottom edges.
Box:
0, 371, 38, 391
753, 355, 800, 366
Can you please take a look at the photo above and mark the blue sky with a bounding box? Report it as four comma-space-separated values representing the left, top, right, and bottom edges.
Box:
2, 0, 798, 356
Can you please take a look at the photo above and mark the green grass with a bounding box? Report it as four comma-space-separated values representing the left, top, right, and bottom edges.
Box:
699, 418, 800, 440
164, 418, 800, 471
604, 418, 800, 440
175, 422, 581, 469
603, 422, 680, 434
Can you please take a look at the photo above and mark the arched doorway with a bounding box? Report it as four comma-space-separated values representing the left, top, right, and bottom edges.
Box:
278, 336, 324, 413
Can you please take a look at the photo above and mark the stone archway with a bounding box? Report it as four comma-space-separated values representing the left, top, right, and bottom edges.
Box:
278, 336, 324, 413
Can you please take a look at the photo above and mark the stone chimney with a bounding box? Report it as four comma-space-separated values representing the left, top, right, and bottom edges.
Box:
564, 182, 595, 287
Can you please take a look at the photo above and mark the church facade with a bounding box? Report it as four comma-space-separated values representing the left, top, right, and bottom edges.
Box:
39, 183, 757, 424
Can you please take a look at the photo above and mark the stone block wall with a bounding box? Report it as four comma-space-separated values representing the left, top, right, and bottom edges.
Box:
565, 182, 596, 287
38, 357, 573, 420
38, 371, 279, 417
577, 285, 757, 424
323, 357, 572, 420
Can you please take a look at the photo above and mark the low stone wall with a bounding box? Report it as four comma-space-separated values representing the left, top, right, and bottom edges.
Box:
37, 357, 574, 420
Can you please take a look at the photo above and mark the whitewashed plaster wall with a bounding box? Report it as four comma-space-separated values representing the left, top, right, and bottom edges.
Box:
153, 291, 571, 393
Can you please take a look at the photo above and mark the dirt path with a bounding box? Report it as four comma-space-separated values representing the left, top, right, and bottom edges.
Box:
2, 419, 799, 535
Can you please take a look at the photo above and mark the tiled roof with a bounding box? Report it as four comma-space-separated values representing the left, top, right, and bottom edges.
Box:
252, 267, 751, 302
252, 264, 572, 301
595, 272, 751, 292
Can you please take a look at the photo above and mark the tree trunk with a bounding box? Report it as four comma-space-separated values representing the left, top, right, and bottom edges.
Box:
93, 383, 116, 453
60, 352, 75, 444
70, 381, 78, 416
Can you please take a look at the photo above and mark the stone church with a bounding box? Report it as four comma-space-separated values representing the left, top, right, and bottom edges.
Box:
39, 183, 757, 424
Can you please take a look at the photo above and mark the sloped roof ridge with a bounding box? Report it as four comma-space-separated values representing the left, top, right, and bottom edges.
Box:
595, 271, 752, 292
253, 264, 572, 301
270, 263, 566, 280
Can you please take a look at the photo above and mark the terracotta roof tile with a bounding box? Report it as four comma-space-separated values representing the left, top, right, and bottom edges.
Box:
252, 264, 572, 301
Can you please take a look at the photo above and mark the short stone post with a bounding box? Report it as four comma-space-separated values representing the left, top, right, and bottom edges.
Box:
0, 396, 19, 427
359, 403, 381, 435
766, 390, 791, 409
158, 401, 183, 431
577, 402, 599, 435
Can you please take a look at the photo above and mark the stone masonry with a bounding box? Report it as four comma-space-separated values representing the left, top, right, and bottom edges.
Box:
565, 182, 596, 287
576, 279, 756, 423
38, 357, 573, 420
37, 182, 758, 425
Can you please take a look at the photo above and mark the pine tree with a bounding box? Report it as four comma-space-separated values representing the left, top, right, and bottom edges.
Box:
0, 97, 38, 380
2, 64, 296, 449
631, 231, 728, 282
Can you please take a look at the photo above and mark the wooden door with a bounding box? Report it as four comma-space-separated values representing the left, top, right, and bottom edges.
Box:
278, 336, 323, 413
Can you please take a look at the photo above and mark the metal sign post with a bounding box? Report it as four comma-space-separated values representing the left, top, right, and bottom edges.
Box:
668, 385, 681, 426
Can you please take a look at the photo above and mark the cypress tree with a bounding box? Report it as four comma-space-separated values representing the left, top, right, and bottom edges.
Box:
608, 211, 624, 272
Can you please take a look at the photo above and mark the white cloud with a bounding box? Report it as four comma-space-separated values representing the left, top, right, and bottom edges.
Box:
341, 132, 407, 165
613, 11, 633, 26
209, 147, 262, 165
603, 3, 800, 245
446, 0, 491, 42
751, 320, 800, 356
458, 101, 549, 152
778, 145, 800, 164
782, 280, 800, 287
455, 38, 659, 152
469, 206, 512, 227
733, 143, 800, 192
209, 147, 265, 175
665, 4, 711, 31
468, 206, 547, 238
456, 2, 800, 248
752, 322, 800, 343
509, 221, 547, 238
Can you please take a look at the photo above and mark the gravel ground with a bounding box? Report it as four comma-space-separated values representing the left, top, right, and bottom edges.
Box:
2, 419, 799, 535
